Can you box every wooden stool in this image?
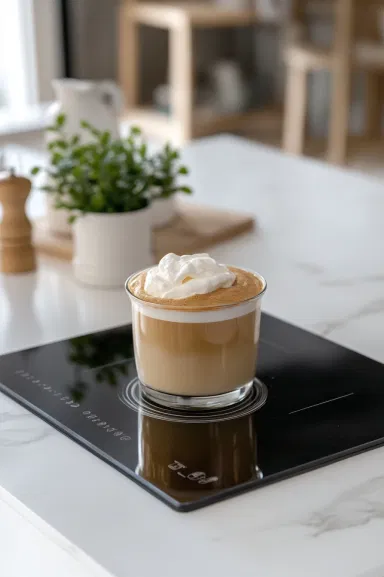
[282,0,384,165]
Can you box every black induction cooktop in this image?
[0,314,383,512]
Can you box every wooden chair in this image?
[282,0,384,165]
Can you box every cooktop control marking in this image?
[289,392,355,415]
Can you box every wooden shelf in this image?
[193,105,282,138]
[123,105,282,143]
[303,135,384,168]
[284,44,334,70]
[306,1,334,17]
[123,107,176,140]
[119,2,280,145]
[355,42,384,69]
[285,41,384,73]
[242,129,384,173]
[127,2,262,29]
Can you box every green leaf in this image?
[41,185,55,193]
[100,131,111,146]
[90,191,105,212]
[68,214,77,224]
[56,113,66,127]
[30,166,40,176]
[80,120,91,130]
[178,166,189,175]
[70,134,80,147]
[180,186,192,194]
[130,126,141,136]
[80,120,101,138]
[52,152,64,166]
[72,165,84,180]
[55,139,69,150]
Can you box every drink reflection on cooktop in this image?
[137,413,262,503]
[0,314,384,511]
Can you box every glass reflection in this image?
[137,412,261,501]
[68,331,134,401]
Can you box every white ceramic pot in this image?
[151,197,177,228]
[73,208,152,288]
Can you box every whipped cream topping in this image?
[144,253,236,299]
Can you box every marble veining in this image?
[312,298,384,337]
[294,262,325,275]
[321,274,384,287]
[0,409,51,446]
[305,477,384,536]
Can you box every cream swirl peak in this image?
[144,253,236,299]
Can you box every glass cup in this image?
[125,268,267,410]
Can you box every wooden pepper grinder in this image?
[0,169,36,274]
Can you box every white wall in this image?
[31,0,63,102]
[0,0,37,107]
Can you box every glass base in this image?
[140,381,254,411]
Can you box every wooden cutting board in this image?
[33,202,254,262]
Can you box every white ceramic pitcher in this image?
[45,79,122,235]
[50,78,122,139]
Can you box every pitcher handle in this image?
[98,81,123,116]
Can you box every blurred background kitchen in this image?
[1,0,384,286]
[1,0,384,172]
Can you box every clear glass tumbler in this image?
[126,268,267,410]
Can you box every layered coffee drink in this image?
[126,253,266,409]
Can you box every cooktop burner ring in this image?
[118,377,268,423]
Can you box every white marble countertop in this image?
[0,486,111,577]
[1,135,384,577]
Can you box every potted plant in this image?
[31,115,153,288]
[150,142,192,227]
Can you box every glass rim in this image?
[124,265,267,313]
